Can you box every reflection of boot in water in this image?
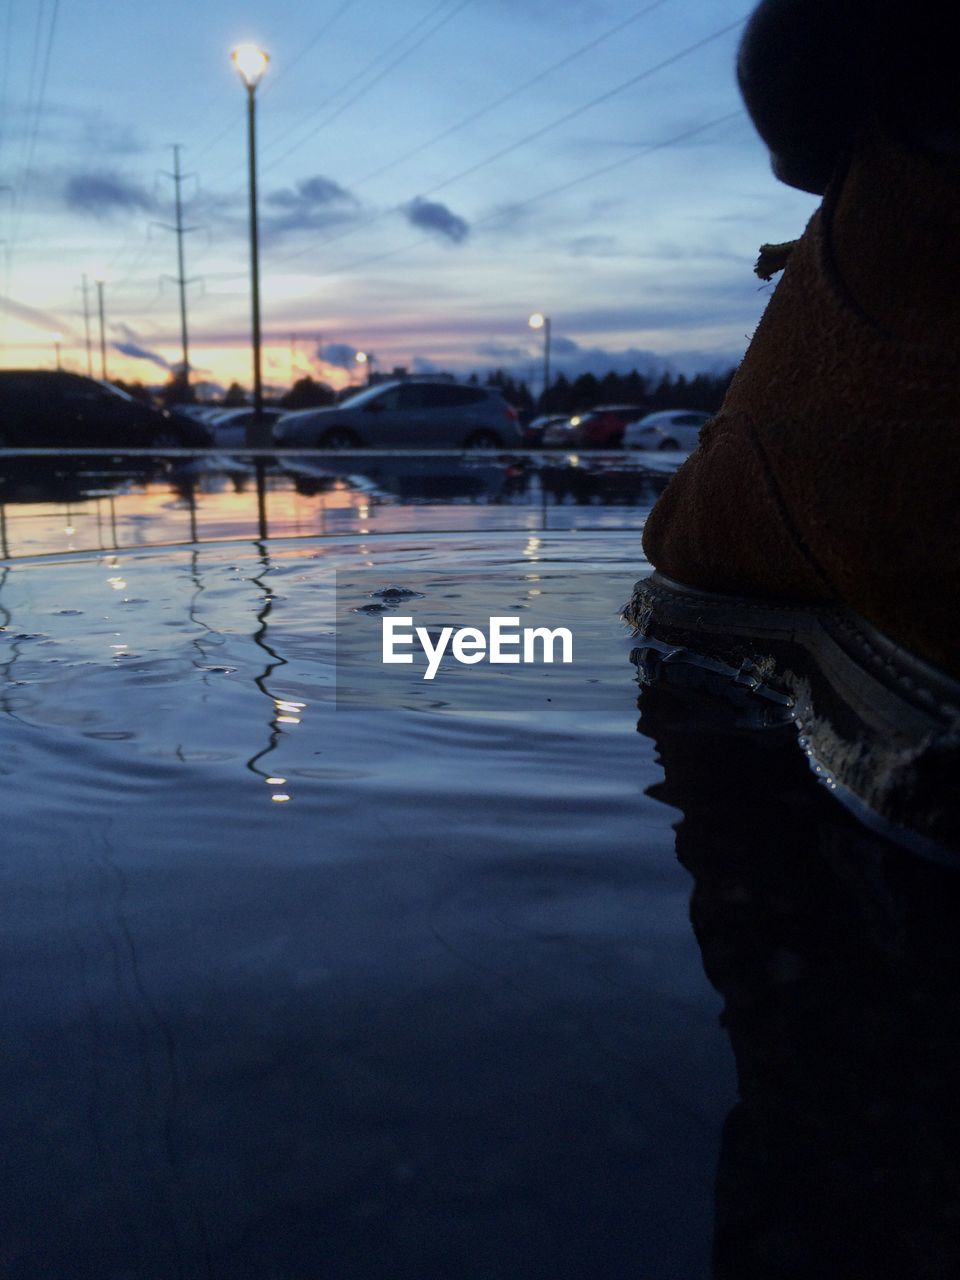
[639,686,960,1280]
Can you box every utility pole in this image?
[159,144,200,395]
[81,274,93,376]
[96,280,107,380]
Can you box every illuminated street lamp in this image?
[232,42,270,435]
[528,311,551,406]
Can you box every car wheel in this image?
[657,438,679,451]
[320,428,360,449]
[464,430,500,448]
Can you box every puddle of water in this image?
[1,528,956,1279]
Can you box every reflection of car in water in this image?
[0,460,163,506]
[0,371,212,449]
[280,453,527,503]
[538,456,670,505]
[274,380,522,449]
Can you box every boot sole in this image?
[624,572,960,859]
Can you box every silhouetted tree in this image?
[570,373,601,412]
[160,370,195,406]
[223,381,248,407]
[532,365,735,417]
[280,376,336,409]
[542,373,572,414]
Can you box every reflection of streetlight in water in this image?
[245,542,306,803]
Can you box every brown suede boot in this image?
[628,125,960,852]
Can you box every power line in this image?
[212,108,745,290]
[0,0,16,173]
[261,0,471,174]
[11,0,46,222]
[347,0,673,190]
[8,0,60,276]
[326,109,747,279]
[424,14,747,199]
[273,14,747,268]
[268,0,363,90]
[190,0,366,165]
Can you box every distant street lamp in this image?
[232,41,270,435]
[528,312,551,405]
[355,350,373,384]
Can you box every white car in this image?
[623,409,711,452]
[207,407,283,448]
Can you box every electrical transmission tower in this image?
[158,145,201,391]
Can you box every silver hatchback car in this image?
[274,380,522,449]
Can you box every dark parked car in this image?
[0,371,212,450]
[274,379,522,449]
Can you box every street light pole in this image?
[52,333,62,371]
[232,42,270,539]
[96,279,107,380]
[246,84,262,420]
[232,43,269,429]
[528,312,551,407]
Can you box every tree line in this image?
[114,364,737,417]
[479,367,736,416]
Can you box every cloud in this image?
[2,103,145,156]
[0,294,73,336]
[476,342,530,361]
[549,336,581,357]
[498,337,739,383]
[64,171,155,217]
[403,196,469,245]
[112,327,172,370]
[317,341,360,370]
[264,174,360,239]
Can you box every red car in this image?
[568,404,645,448]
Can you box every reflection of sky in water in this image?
[0,528,738,1277]
[2,522,944,1280]
[0,460,673,558]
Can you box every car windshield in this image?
[337,384,398,408]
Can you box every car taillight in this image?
[504,405,518,421]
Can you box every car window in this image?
[372,387,404,411]
[675,413,708,426]
[391,384,422,409]
[414,385,465,410]
[61,377,105,403]
[341,383,400,408]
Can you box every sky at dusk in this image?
[0,0,820,394]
